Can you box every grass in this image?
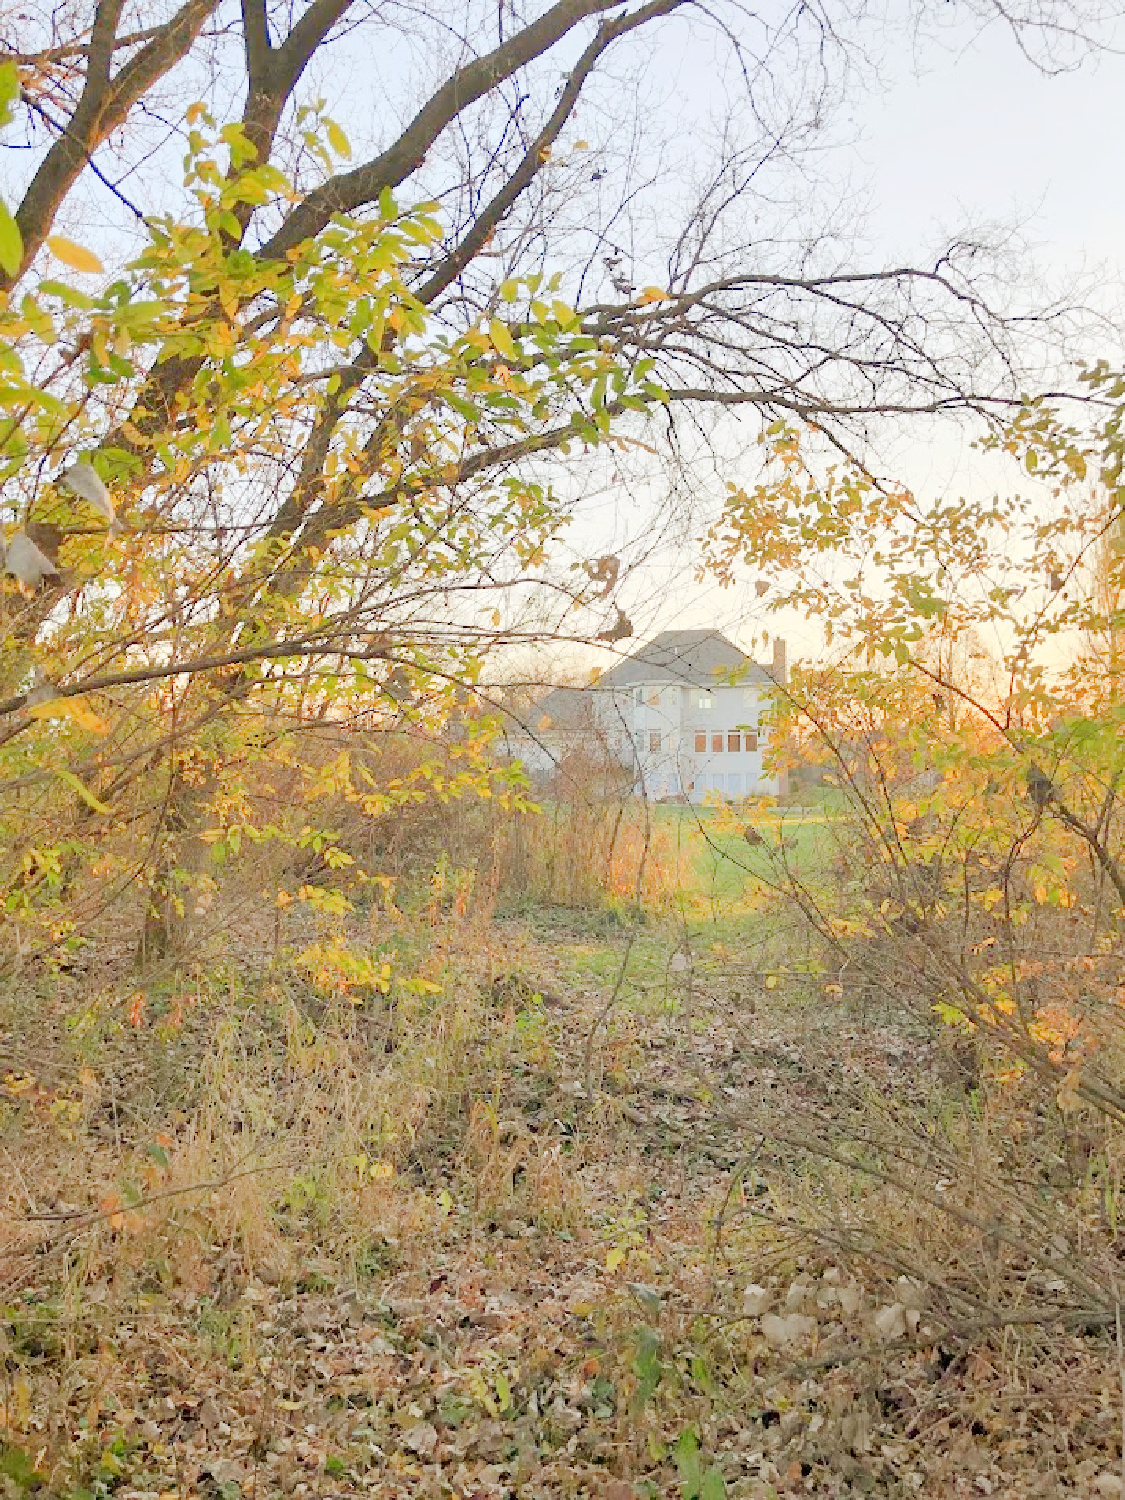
[3,793,1122,1498]
[650,800,842,908]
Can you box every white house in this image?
[510,629,788,804]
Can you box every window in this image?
[694,731,707,752]
[743,687,759,709]
[649,731,661,753]
[695,690,713,710]
[712,733,723,753]
[746,730,759,751]
[728,732,741,752]
[647,688,662,706]
[635,688,643,705]
[727,773,742,795]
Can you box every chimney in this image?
[772,636,788,684]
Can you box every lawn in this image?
[650,801,842,911]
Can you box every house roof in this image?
[593,630,769,689]
[528,685,602,730]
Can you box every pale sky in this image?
[605,10,1125,669]
[6,2,1123,674]
[853,20,1125,275]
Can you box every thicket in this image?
[2,0,1125,1490]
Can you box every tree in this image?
[0,0,1112,959]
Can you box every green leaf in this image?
[674,1427,703,1496]
[220,122,257,168]
[0,1442,46,1487]
[0,201,22,277]
[0,62,20,128]
[38,278,94,309]
[700,1469,727,1500]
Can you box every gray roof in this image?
[528,685,602,730]
[594,630,769,689]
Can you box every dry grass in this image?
[4,831,1125,1497]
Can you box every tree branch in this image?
[417,0,680,307]
[256,0,629,262]
[9,0,218,282]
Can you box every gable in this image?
[595,629,770,690]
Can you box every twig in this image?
[583,929,637,1097]
[21,1156,298,1227]
[786,1305,1118,1377]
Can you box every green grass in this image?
[520,797,844,1012]
[652,801,842,907]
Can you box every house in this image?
[509,629,788,803]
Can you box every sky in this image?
[852,19,1125,275]
[606,9,1125,670]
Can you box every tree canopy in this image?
[0,0,1114,956]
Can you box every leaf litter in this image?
[1,915,1123,1498]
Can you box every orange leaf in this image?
[99,1194,126,1231]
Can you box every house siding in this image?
[506,631,786,804]
[605,680,776,802]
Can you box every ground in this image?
[2,812,1123,1498]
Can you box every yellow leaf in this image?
[606,1246,626,1272]
[489,318,516,358]
[639,286,668,303]
[11,1376,30,1427]
[99,1193,126,1231]
[27,695,109,733]
[56,767,111,814]
[46,236,103,274]
[574,139,590,150]
[326,119,351,159]
[764,974,778,989]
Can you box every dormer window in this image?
[695,690,713,710]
